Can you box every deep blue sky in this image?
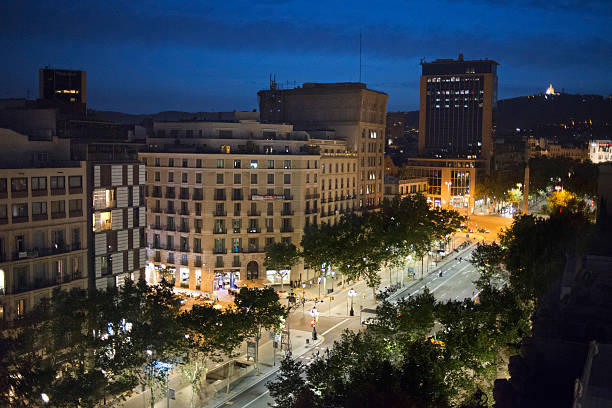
[1,0,611,113]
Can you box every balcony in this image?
[233,227,241,233]
[247,228,260,233]
[51,211,66,219]
[32,188,48,197]
[180,209,190,216]
[0,217,7,225]
[193,247,202,254]
[281,210,294,216]
[152,207,163,213]
[166,225,176,231]
[151,243,162,250]
[179,226,190,233]
[192,192,203,200]
[233,211,241,217]
[152,190,162,198]
[280,227,294,233]
[213,248,227,254]
[305,194,320,200]
[231,247,242,253]
[247,247,262,253]
[165,191,175,199]
[213,228,227,234]
[50,187,65,196]
[248,211,261,217]
[214,211,227,217]
[194,259,202,267]
[283,195,293,200]
[69,209,83,217]
[165,208,176,214]
[266,227,274,233]
[267,211,273,216]
[179,193,190,200]
[166,245,175,251]
[154,254,162,262]
[151,224,162,230]
[232,194,244,201]
[214,194,226,201]
[195,227,202,234]
[11,244,79,261]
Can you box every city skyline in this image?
[1,0,612,114]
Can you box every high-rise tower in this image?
[418,55,498,167]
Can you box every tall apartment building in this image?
[89,161,146,291]
[0,130,88,321]
[258,82,388,209]
[418,55,498,166]
[141,120,358,291]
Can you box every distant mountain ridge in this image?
[90,93,612,136]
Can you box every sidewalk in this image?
[117,328,319,408]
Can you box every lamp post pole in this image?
[348,289,357,316]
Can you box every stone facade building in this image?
[258,82,388,210]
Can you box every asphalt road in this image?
[216,244,482,408]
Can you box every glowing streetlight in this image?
[41,393,50,404]
[310,307,320,340]
[348,288,357,316]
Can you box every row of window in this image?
[0,176,82,195]
[153,171,304,186]
[0,199,83,222]
[152,157,313,170]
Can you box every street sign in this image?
[168,388,175,400]
[273,341,279,349]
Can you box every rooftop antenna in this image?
[359,31,362,83]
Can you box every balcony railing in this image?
[179,226,190,233]
[281,210,294,216]
[266,227,274,233]
[213,248,227,254]
[180,209,190,216]
[152,207,163,213]
[165,191,175,199]
[214,211,227,217]
[232,194,244,201]
[165,208,176,214]
[151,190,162,198]
[179,193,190,200]
[248,211,261,216]
[305,193,320,200]
[231,247,242,253]
[166,225,176,231]
[214,194,226,201]
[213,228,227,234]
[194,259,202,267]
[247,228,260,233]
[280,227,294,233]
[11,244,79,261]
[233,228,241,233]
[192,193,203,200]
[166,245,175,251]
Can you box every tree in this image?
[267,354,312,408]
[264,242,301,290]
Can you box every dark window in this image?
[68,176,82,188]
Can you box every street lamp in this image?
[41,393,50,404]
[317,276,322,298]
[310,307,319,340]
[348,288,357,316]
[445,181,452,209]
[331,270,335,292]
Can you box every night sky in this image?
[1,0,611,114]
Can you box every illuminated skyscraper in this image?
[418,55,498,165]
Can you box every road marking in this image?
[322,318,350,336]
[241,390,269,408]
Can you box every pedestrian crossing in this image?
[297,346,329,365]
